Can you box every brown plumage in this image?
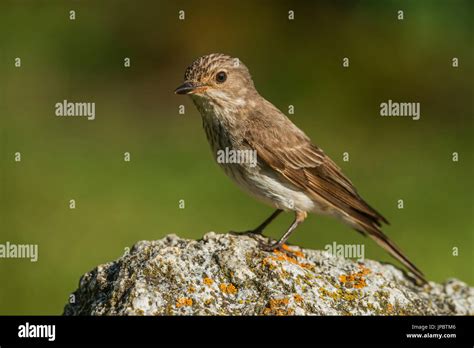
[175,53,426,284]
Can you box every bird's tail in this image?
[354,222,427,284]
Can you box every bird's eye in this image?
[216,71,227,83]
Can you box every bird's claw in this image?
[258,240,282,252]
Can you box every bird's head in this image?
[175,53,256,107]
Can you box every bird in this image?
[175,53,426,284]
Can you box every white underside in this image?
[221,161,341,218]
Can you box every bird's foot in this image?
[258,239,284,252]
[258,241,303,259]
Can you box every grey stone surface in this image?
[63,232,473,315]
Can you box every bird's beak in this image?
[174,81,206,95]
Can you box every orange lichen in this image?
[354,279,367,289]
[386,303,393,313]
[293,294,303,303]
[187,286,195,293]
[203,277,214,286]
[261,248,311,271]
[176,297,193,308]
[339,265,371,289]
[219,283,237,295]
[300,263,313,270]
[358,264,371,275]
[272,249,299,264]
[263,298,293,316]
[281,244,305,258]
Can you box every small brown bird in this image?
[175,53,426,283]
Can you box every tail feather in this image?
[355,224,427,284]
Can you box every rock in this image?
[63,232,473,315]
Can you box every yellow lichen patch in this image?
[319,287,360,302]
[386,303,393,313]
[203,277,214,286]
[281,244,305,258]
[219,283,237,295]
[339,265,371,289]
[176,297,193,308]
[262,257,277,269]
[263,298,294,316]
[293,294,303,303]
[187,286,195,293]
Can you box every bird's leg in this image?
[230,209,282,235]
[259,211,307,251]
[250,209,283,234]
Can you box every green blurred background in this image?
[1,0,472,314]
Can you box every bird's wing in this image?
[244,107,426,283]
[243,109,387,226]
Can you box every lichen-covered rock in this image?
[63,232,473,315]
